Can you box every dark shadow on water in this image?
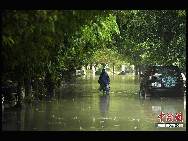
[2,104,23,130]
[99,95,110,117]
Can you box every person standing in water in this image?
[98,69,110,94]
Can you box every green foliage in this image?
[114,10,186,69]
[1,10,186,95]
[62,13,120,69]
[79,14,119,45]
[1,10,119,84]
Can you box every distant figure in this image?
[98,69,110,94]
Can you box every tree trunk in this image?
[92,64,95,75]
[113,63,115,75]
[33,78,39,100]
[24,78,32,100]
[45,72,55,99]
[16,81,23,106]
[138,65,141,75]
[135,65,138,75]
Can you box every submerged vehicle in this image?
[139,65,186,98]
[1,80,18,108]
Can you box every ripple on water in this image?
[90,126,95,129]
[3,76,185,131]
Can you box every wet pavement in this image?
[2,75,186,131]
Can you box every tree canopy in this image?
[1,10,186,99]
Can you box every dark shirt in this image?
[99,72,110,85]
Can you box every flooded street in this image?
[2,75,186,131]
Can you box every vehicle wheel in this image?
[139,89,144,98]
[144,90,151,99]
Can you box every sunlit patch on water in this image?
[38,110,45,113]
[92,117,96,122]
[73,116,78,120]
[97,117,113,120]
[129,118,140,122]
[100,120,105,123]
[79,126,85,130]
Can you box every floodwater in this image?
[2,75,186,131]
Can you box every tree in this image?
[114,10,186,73]
[1,10,120,101]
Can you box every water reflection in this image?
[2,75,186,131]
[99,95,110,117]
[139,97,186,127]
